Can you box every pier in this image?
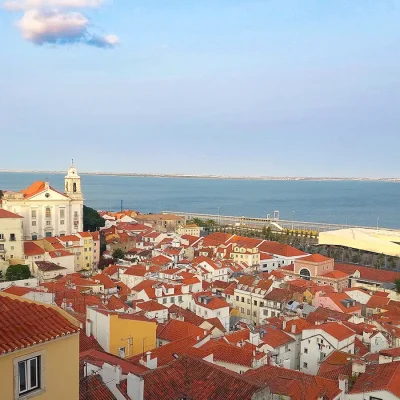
[162,211,393,234]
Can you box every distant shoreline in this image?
[0,170,399,182]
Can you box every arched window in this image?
[45,207,51,218]
[299,268,311,281]
[73,182,77,193]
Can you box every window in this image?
[263,310,268,316]
[162,298,167,304]
[0,233,4,240]
[178,296,183,302]
[304,348,308,354]
[17,356,41,396]
[285,344,289,351]
[31,210,36,219]
[241,297,244,303]
[253,311,257,317]
[254,300,257,306]
[11,246,14,250]
[260,302,264,307]
[60,220,64,225]
[241,307,245,313]
[74,211,78,218]
[45,232,52,237]
[170,297,175,303]
[46,221,51,226]
[10,234,16,241]
[247,310,250,315]
[89,247,92,251]
[84,248,87,252]
[45,208,51,218]
[247,299,250,304]
[32,235,37,241]
[32,221,36,227]
[60,209,65,219]
[303,362,308,369]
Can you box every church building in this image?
[1,162,84,240]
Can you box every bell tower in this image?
[65,159,83,201]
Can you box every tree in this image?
[388,256,397,269]
[0,270,3,280]
[374,253,385,269]
[395,279,400,293]
[0,190,3,199]
[6,264,31,281]
[112,248,125,260]
[83,205,105,232]
[98,258,114,270]
[352,253,361,264]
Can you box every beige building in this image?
[177,224,201,237]
[231,243,260,267]
[0,291,80,400]
[0,209,25,271]
[135,214,184,232]
[1,163,83,240]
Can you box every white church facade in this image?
[1,162,84,240]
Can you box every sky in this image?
[0,0,399,177]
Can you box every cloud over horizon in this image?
[2,0,119,48]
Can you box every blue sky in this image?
[1,0,399,177]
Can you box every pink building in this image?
[313,292,362,316]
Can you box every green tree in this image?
[395,279,400,293]
[364,254,373,266]
[374,253,384,269]
[0,270,3,280]
[388,256,397,269]
[352,252,361,264]
[83,205,105,232]
[5,264,31,281]
[112,248,125,260]
[0,190,3,199]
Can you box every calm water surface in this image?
[0,173,399,229]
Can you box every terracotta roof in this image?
[0,209,23,218]
[366,295,391,309]
[1,286,40,296]
[317,350,355,380]
[283,318,314,335]
[151,255,172,265]
[246,364,341,400]
[354,337,369,356]
[157,319,208,342]
[205,317,226,333]
[141,355,267,400]
[259,327,295,348]
[193,292,230,310]
[123,266,148,277]
[199,340,265,367]
[224,329,250,345]
[79,374,115,400]
[380,347,400,358]
[129,336,200,367]
[81,349,148,375]
[102,264,120,277]
[48,250,73,258]
[35,261,67,272]
[105,295,128,311]
[264,288,294,302]
[92,274,117,290]
[137,300,168,312]
[319,292,362,314]
[306,307,352,324]
[319,270,350,279]
[257,241,307,257]
[78,232,92,238]
[350,361,400,398]
[0,293,79,354]
[168,305,207,326]
[24,241,46,256]
[79,330,103,353]
[336,263,400,284]
[305,322,355,341]
[300,254,333,263]
[58,235,80,242]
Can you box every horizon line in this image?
[0,169,399,182]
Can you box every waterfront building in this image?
[1,162,83,240]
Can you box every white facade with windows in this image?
[1,163,83,240]
[0,210,24,269]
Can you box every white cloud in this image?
[16,9,119,47]
[2,0,104,11]
[3,0,119,48]
[17,9,87,44]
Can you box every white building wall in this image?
[88,308,110,352]
[346,390,399,400]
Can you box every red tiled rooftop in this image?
[79,374,115,400]
[157,319,208,342]
[137,300,167,312]
[336,263,400,284]
[0,293,79,354]
[306,322,355,341]
[300,254,333,263]
[24,241,45,256]
[0,209,23,218]
[320,270,350,279]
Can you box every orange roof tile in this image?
[157,319,208,342]
[300,254,333,263]
[0,209,23,218]
[0,293,79,354]
[137,300,167,312]
[24,241,45,256]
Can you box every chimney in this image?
[338,374,348,394]
[283,320,287,330]
[352,359,366,376]
[115,365,122,384]
[291,324,296,334]
[127,374,144,400]
[146,351,152,364]
[86,319,92,337]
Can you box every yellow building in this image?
[0,209,25,270]
[0,292,80,400]
[231,243,260,267]
[87,307,157,359]
[177,224,201,237]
